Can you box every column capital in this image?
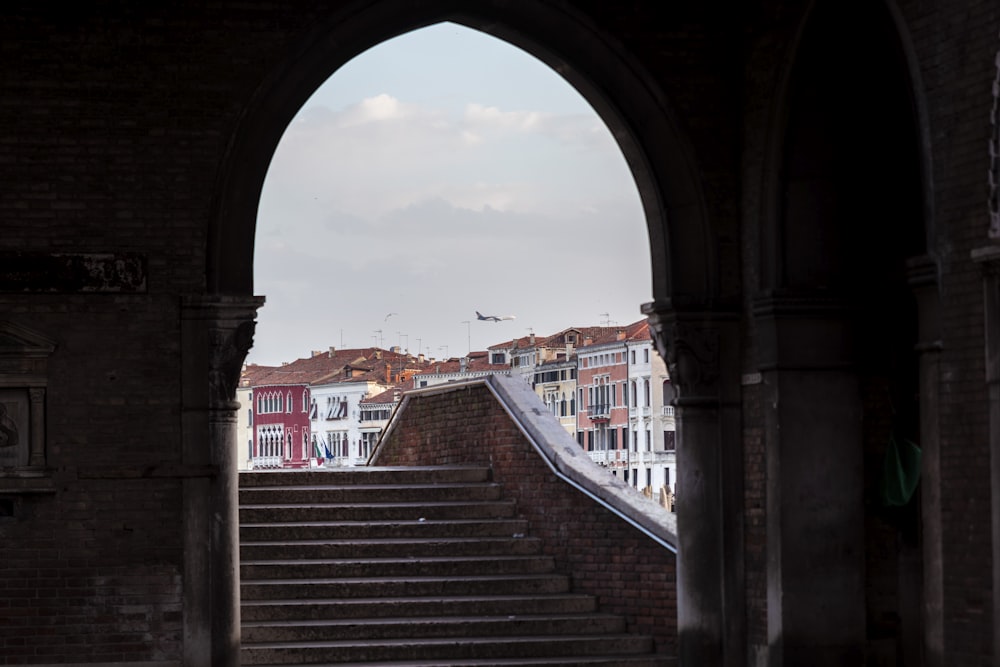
[642,301,735,404]
[181,295,265,411]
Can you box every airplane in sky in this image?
[476,311,516,322]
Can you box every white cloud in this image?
[249,35,650,368]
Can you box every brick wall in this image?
[375,383,677,655]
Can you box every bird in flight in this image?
[384,313,398,322]
[476,311,516,322]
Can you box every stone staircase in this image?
[239,465,670,666]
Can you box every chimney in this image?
[529,333,535,345]
[616,329,626,341]
[328,346,336,358]
[584,336,593,346]
[311,350,322,358]
[460,357,467,373]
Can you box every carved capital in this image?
[643,302,722,402]
[182,295,265,411]
[209,320,256,410]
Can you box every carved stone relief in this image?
[209,320,257,410]
[645,308,721,401]
[0,389,28,469]
[0,321,56,477]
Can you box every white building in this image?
[625,329,676,505]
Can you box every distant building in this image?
[241,347,432,469]
[577,320,675,507]
[412,350,510,388]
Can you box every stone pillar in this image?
[753,294,865,667]
[27,387,45,468]
[644,302,742,667]
[907,255,943,667]
[181,295,264,667]
[972,245,1000,663]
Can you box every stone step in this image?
[242,613,627,643]
[238,466,667,666]
[245,659,670,667]
[241,574,572,601]
[240,594,599,623]
[239,466,491,487]
[240,634,655,665]
[239,482,503,505]
[240,536,543,560]
[241,555,556,580]
[239,518,529,542]
[239,500,518,523]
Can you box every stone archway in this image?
[202,3,724,666]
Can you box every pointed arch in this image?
[208,0,712,309]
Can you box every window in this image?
[644,349,649,363]
[630,350,636,364]
[247,409,252,426]
[645,430,651,452]
[664,430,676,451]
[361,431,380,459]
[646,468,652,488]
[286,391,292,413]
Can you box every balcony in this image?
[250,455,284,469]
[588,450,609,465]
[662,406,675,417]
[588,404,610,422]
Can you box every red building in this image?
[575,321,648,473]
[248,367,313,469]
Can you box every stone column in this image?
[181,295,264,667]
[907,255,943,667]
[753,294,864,667]
[972,245,1000,663]
[644,302,743,667]
[27,387,45,468]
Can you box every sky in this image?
[247,22,651,367]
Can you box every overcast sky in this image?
[247,22,651,367]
